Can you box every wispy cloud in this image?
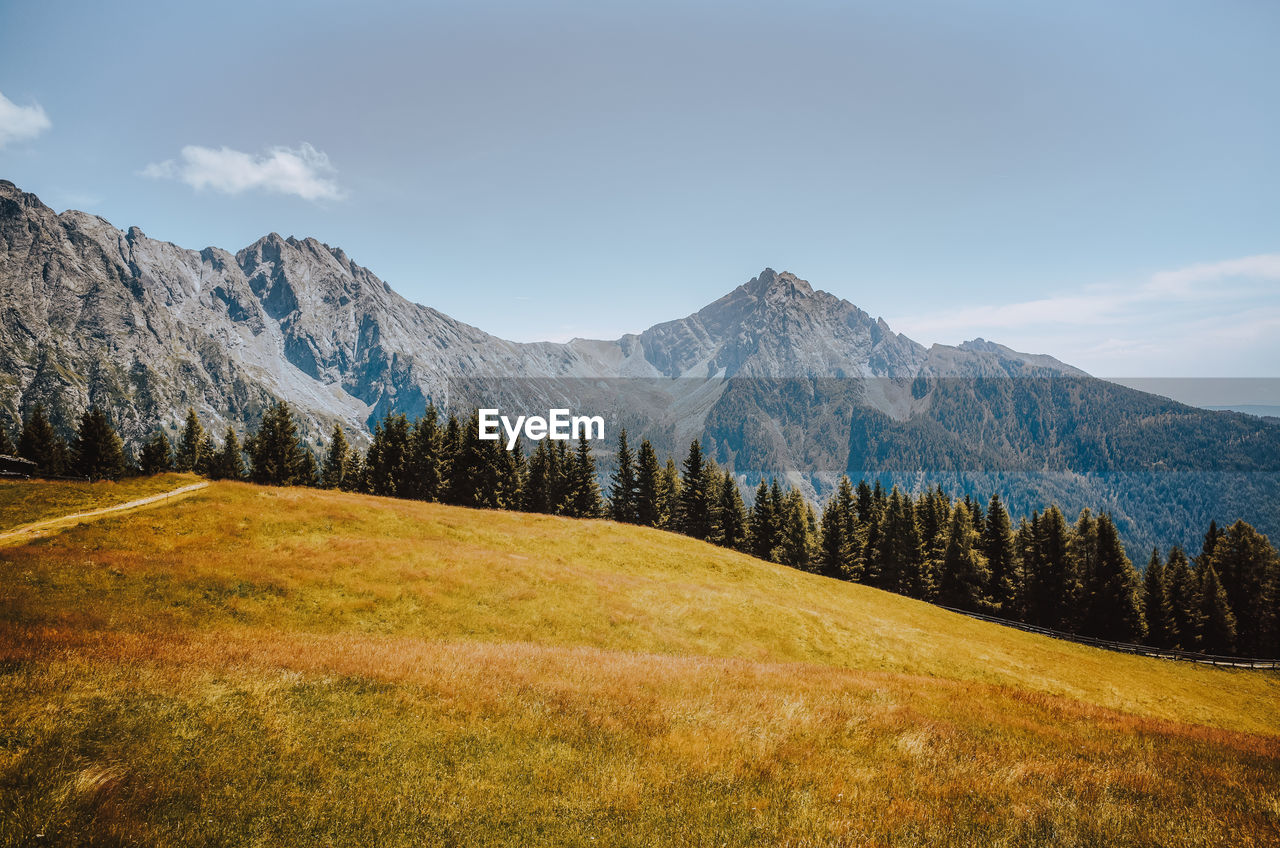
[141,142,343,201]
[889,254,1280,377]
[0,90,51,149]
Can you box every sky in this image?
[1,0,1278,380]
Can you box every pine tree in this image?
[441,413,462,491]
[609,429,638,523]
[409,407,445,501]
[1143,548,1176,649]
[982,493,1019,616]
[18,403,67,475]
[1198,563,1237,655]
[676,440,714,540]
[779,488,814,570]
[1066,509,1099,632]
[446,411,505,509]
[70,406,126,481]
[819,496,844,578]
[1208,520,1280,657]
[634,439,663,527]
[1082,514,1146,642]
[565,437,602,517]
[175,408,206,473]
[659,458,681,530]
[138,430,173,475]
[1165,546,1202,651]
[209,426,245,481]
[1011,516,1037,622]
[551,439,574,514]
[367,413,412,497]
[747,479,780,562]
[524,439,554,513]
[718,470,747,551]
[321,423,349,489]
[1027,506,1076,630]
[937,501,992,612]
[878,488,926,598]
[248,402,309,486]
[0,424,15,456]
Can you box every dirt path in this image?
[0,481,210,547]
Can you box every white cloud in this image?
[889,254,1280,377]
[142,142,343,201]
[0,90,51,149]
[1146,254,1280,296]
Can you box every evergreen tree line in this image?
[7,400,1277,658]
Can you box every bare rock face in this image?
[2,179,1277,550]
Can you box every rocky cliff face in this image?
[0,179,1082,446]
[2,179,1276,550]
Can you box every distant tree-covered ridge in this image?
[7,399,1278,660]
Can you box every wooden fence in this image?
[935,604,1280,669]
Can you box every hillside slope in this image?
[1,481,1277,846]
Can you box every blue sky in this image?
[1,0,1277,378]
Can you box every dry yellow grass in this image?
[0,472,197,531]
[0,480,1277,846]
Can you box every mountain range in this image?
[2,178,1277,551]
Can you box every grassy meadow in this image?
[0,472,198,532]
[1,480,1277,846]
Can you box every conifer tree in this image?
[1165,546,1202,651]
[1208,520,1279,657]
[70,406,125,481]
[441,413,463,491]
[565,437,602,517]
[321,423,349,489]
[833,476,860,579]
[1011,516,1037,621]
[718,470,747,551]
[1067,509,1099,631]
[1198,563,1237,655]
[779,489,815,570]
[916,487,950,580]
[819,497,843,578]
[858,482,888,586]
[1143,548,1176,649]
[982,493,1019,616]
[524,439,554,513]
[878,488,926,597]
[0,424,15,456]
[634,439,663,527]
[209,426,245,480]
[343,443,368,493]
[496,436,526,510]
[138,430,173,475]
[747,479,780,562]
[447,411,504,509]
[1082,514,1146,642]
[409,406,446,501]
[18,403,67,475]
[609,429,638,523]
[676,440,714,540]
[248,402,310,486]
[175,408,206,473]
[1027,506,1076,630]
[367,413,412,497]
[552,439,575,514]
[937,501,991,612]
[659,457,681,531]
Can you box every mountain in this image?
[2,179,1277,550]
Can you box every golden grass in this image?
[1,480,1277,846]
[0,472,198,531]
